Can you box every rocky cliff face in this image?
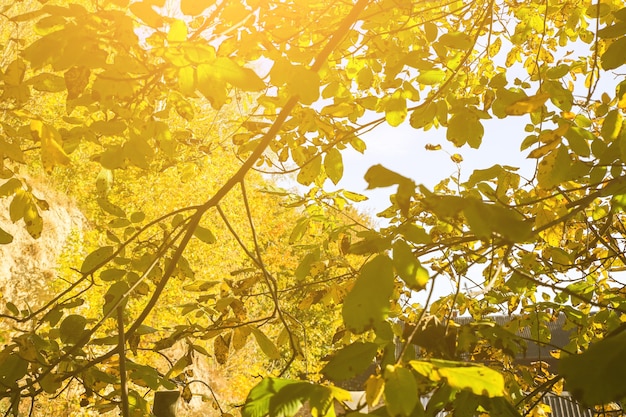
[0,180,86,308]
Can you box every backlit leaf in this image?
[504,93,550,115]
[410,359,505,398]
[392,240,428,290]
[447,110,483,148]
[214,334,230,364]
[180,0,213,15]
[601,37,626,70]
[297,154,321,185]
[0,227,13,244]
[324,148,343,185]
[287,66,320,104]
[30,121,70,174]
[213,58,265,92]
[601,109,623,141]
[560,330,626,406]
[385,96,407,127]
[59,314,87,345]
[251,327,281,360]
[409,103,437,129]
[385,365,418,417]
[28,73,65,92]
[81,246,114,274]
[194,225,217,244]
[364,165,410,189]
[416,69,445,85]
[321,342,378,381]
[342,255,394,333]
[167,19,187,42]
[23,202,43,239]
[129,1,163,28]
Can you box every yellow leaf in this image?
[232,326,251,351]
[535,207,562,247]
[178,66,196,95]
[180,0,213,15]
[23,202,43,239]
[30,121,70,174]
[4,59,26,86]
[505,93,550,115]
[250,327,280,360]
[365,375,385,408]
[213,57,265,92]
[167,19,187,42]
[450,153,463,163]
[488,37,502,57]
[129,1,163,28]
[385,97,407,127]
[214,335,230,365]
[527,138,560,159]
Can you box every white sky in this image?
[334,116,534,215]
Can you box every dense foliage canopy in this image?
[2,0,626,416]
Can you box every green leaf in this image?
[0,353,28,387]
[364,164,410,189]
[447,110,483,148]
[251,327,281,360]
[102,281,129,316]
[546,64,570,79]
[598,20,626,39]
[81,246,114,274]
[384,365,418,417]
[100,268,126,282]
[601,37,626,70]
[321,342,378,381]
[601,109,623,141]
[194,225,216,244]
[164,354,191,379]
[399,224,431,244]
[243,378,300,417]
[392,240,429,290]
[289,217,309,244]
[324,148,343,185]
[410,359,505,398]
[39,373,62,394]
[560,330,626,406]
[342,255,394,333]
[463,199,531,242]
[59,314,87,345]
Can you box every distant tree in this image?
[1,0,626,416]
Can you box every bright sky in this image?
[333,116,533,215]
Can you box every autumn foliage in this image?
[1,0,626,416]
